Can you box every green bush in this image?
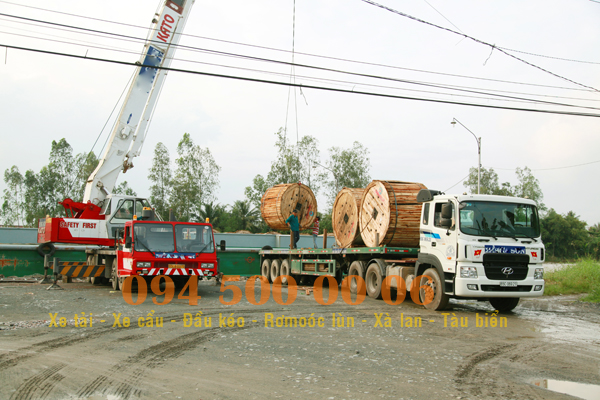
[544,258,600,302]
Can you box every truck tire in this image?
[279,259,290,285]
[111,259,121,291]
[270,259,281,283]
[261,259,272,283]
[347,261,365,294]
[489,297,520,312]
[36,243,56,258]
[419,268,449,311]
[366,263,383,299]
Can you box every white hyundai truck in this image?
[259,189,545,312]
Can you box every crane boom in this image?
[84,0,195,206]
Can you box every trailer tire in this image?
[365,263,383,299]
[489,297,520,313]
[270,259,281,283]
[111,259,120,291]
[261,259,272,283]
[347,261,365,294]
[279,260,290,285]
[36,243,56,258]
[419,268,449,311]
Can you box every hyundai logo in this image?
[501,267,514,275]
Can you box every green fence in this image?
[0,247,261,278]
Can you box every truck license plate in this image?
[500,281,518,287]
[168,264,185,269]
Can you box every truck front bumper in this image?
[454,263,544,298]
[134,267,216,277]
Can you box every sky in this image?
[1,0,599,226]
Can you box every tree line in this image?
[2,132,598,260]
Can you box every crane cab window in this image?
[111,199,135,223]
[101,199,111,216]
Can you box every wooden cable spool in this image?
[260,183,317,231]
[359,180,427,248]
[332,187,366,248]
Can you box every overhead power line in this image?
[490,159,600,172]
[1,7,598,96]
[3,0,599,68]
[2,13,599,113]
[359,0,600,92]
[4,28,598,111]
[3,43,600,119]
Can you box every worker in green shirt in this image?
[285,209,300,249]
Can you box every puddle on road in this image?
[532,379,600,400]
[517,300,600,345]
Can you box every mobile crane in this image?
[37,0,221,290]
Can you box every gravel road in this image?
[0,278,599,400]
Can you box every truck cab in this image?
[416,190,545,311]
[112,220,219,290]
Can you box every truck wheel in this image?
[419,268,449,311]
[347,261,365,294]
[261,259,272,283]
[111,259,121,291]
[365,263,383,299]
[270,259,281,283]
[489,298,520,312]
[279,260,290,285]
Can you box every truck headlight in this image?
[201,263,214,269]
[534,268,543,279]
[137,261,151,268]
[460,266,478,278]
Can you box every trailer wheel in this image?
[489,297,520,312]
[279,259,290,285]
[111,259,121,291]
[365,263,383,299]
[419,268,449,311]
[261,259,272,283]
[270,259,281,283]
[347,261,365,294]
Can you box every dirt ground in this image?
[0,278,599,400]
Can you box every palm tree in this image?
[231,200,260,232]
[197,202,226,228]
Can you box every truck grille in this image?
[482,253,529,280]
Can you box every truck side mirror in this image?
[441,203,453,219]
[220,240,226,251]
[440,218,452,229]
[125,235,132,248]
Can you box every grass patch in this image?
[544,258,600,302]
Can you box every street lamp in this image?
[451,118,482,194]
[312,160,339,192]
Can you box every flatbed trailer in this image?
[259,246,419,297]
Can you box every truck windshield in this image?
[134,224,174,253]
[175,225,214,253]
[459,201,540,239]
